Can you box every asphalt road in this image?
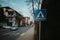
[0,25,33,40]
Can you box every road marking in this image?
[21,33,25,36]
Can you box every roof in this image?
[0,6,23,17]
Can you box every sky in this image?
[0,0,30,16]
[0,0,43,21]
[0,0,35,21]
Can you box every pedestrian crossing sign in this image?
[34,9,46,21]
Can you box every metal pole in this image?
[39,0,43,40]
[39,21,41,40]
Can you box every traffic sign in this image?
[34,9,46,21]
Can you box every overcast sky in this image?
[0,0,35,21]
[0,0,31,16]
[0,0,42,21]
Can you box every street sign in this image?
[34,9,46,21]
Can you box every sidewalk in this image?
[17,27,34,40]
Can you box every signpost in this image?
[33,0,46,40]
[34,9,46,40]
[34,9,46,21]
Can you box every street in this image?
[0,25,34,40]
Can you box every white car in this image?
[10,26,18,30]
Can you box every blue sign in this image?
[34,9,46,21]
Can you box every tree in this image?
[38,0,43,9]
[25,0,43,19]
[25,0,34,14]
[25,0,43,13]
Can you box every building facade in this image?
[0,7,23,28]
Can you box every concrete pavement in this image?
[17,27,34,40]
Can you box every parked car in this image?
[10,26,18,30]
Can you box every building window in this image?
[9,17,12,22]
[7,22,12,26]
[8,11,13,16]
[4,12,8,16]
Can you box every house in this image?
[0,7,23,28]
[21,17,30,26]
